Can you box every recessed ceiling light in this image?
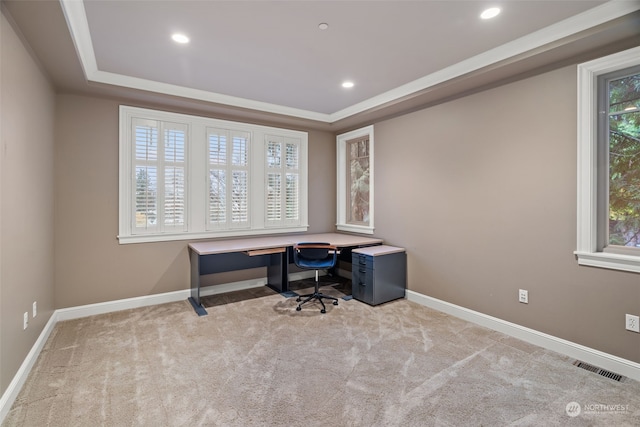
[342,81,354,88]
[318,23,329,30]
[171,33,190,44]
[480,7,501,20]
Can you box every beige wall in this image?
[54,94,336,309]
[373,65,640,363]
[1,12,56,393]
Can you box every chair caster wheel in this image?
[296,297,301,302]
[296,306,301,311]
[333,301,338,305]
[321,309,326,314]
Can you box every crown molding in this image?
[60,0,640,124]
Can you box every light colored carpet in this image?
[3,281,640,426]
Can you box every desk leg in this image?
[266,250,289,293]
[188,250,208,316]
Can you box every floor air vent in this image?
[573,360,625,382]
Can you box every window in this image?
[265,135,303,227]
[601,66,640,250]
[576,46,640,273]
[336,125,374,234]
[119,106,308,244]
[206,128,250,230]
[132,118,188,234]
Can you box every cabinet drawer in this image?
[352,266,374,304]
[352,265,373,286]
[352,253,374,270]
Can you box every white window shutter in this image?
[207,128,250,230]
[207,131,227,225]
[231,132,250,226]
[119,106,308,243]
[265,135,301,226]
[162,123,187,231]
[131,118,188,234]
[285,141,300,222]
[133,118,160,233]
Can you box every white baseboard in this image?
[406,290,640,382]
[0,312,57,423]
[56,289,191,322]
[57,272,317,322]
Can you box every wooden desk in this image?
[188,233,382,315]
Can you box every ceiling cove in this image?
[60,0,639,123]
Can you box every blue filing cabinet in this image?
[352,245,406,305]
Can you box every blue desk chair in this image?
[293,242,339,313]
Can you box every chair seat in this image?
[294,258,336,269]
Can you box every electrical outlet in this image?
[518,289,528,304]
[33,301,37,318]
[23,312,28,330]
[626,314,640,333]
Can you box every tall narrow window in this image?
[337,125,374,234]
[600,67,640,250]
[576,46,640,273]
[132,118,187,234]
[207,128,250,230]
[347,136,370,226]
[265,135,302,226]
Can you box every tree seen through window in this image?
[608,71,640,247]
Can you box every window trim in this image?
[336,125,374,234]
[575,46,640,273]
[119,106,308,244]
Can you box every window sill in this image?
[118,226,309,245]
[336,224,374,235]
[574,251,640,274]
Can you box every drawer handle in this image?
[359,268,366,273]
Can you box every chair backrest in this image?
[293,242,338,269]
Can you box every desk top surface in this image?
[189,232,382,255]
[352,245,405,256]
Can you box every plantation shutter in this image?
[207,128,250,229]
[132,118,187,234]
[163,125,187,230]
[133,119,159,233]
[120,105,308,243]
[265,135,301,226]
[285,142,299,221]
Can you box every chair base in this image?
[296,291,338,313]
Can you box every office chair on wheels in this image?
[292,242,339,313]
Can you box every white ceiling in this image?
[59,0,639,123]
